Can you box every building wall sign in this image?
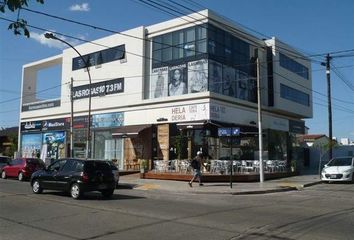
[170,104,208,122]
[42,118,70,131]
[21,99,60,112]
[72,44,125,71]
[92,112,124,128]
[218,127,241,137]
[268,118,289,132]
[73,116,89,129]
[21,121,42,132]
[289,120,305,134]
[72,78,124,100]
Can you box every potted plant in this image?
[140,159,148,173]
[290,160,296,172]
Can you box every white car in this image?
[321,157,354,183]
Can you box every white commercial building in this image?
[19,10,312,170]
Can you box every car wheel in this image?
[1,171,6,179]
[101,189,114,198]
[18,172,24,181]
[32,180,43,194]
[70,183,82,199]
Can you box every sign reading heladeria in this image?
[72,78,124,100]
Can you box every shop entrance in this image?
[104,139,124,170]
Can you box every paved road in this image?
[1,178,353,240]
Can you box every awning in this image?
[176,121,205,130]
[112,124,151,138]
[176,120,223,130]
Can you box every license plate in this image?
[98,184,107,190]
[330,174,337,179]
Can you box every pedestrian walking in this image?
[188,151,205,187]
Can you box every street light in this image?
[44,32,92,159]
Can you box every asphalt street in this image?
[0,178,353,240]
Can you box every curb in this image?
[118,180,323,195]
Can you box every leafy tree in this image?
[0,0,44,37]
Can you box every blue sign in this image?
[218,127,241,137]
[232,127,240,136]
[218,128,231,137]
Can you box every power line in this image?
[1,12,353,107]
[154,0,324,64]
[331,63,354,91]
[20,3,330,66]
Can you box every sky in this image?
[0,0,353,140]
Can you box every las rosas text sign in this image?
[72,78,124,100]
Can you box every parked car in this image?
[0,156,12,172]
[108,161,120,187]
[321,157,354,183]
[30,159,116,199]
[1,158,45,181]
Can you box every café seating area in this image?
[152,159,288,175]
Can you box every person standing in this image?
[188,151,204,187]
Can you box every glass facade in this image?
[280,84,310,106]
[151,24,257,103]
[93,130,124,169]
[279,53,309,79]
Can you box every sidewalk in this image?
[118,173,322,195]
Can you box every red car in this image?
[1,158,45,181]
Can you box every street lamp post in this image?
[44,33,92,159]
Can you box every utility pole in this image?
[257,58,264,183]
[326,54,333,160]
[70,77,74,158]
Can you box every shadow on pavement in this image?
[40,190,146,201]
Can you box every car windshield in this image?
[327,158,352,167]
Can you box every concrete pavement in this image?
[119,173,322,195]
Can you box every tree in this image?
[0,0,44,37]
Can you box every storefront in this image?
[19,10,311,178]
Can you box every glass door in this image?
[104,139,124,170]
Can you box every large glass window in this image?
[161,34,172,62]
[280,84,310,106]
[279,53,309,79]
[267,130,288,161]
[152,24,207,68]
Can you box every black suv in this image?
[30,159,116,199]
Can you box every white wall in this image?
[265,38,313,118]
[20,27,146,122]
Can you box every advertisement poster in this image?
[150,67,168,98]
[168,64,187,96]
[92,112,124,128]
[188,59,208,93]
[21,134,42,158]
[209,60,222,94]
[223,65,236,97]
[43,131,66,159]
[236,70,249,100]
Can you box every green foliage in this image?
[2,132,18,157]
[174,132,183,160]
[1,0,44,38]
[140,159,148,170]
